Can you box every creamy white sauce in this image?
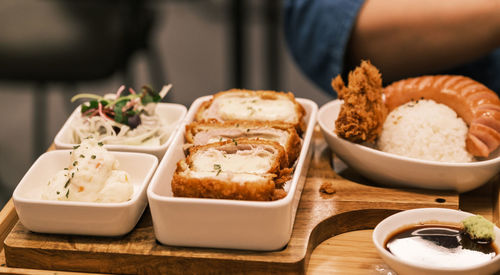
[42,138,133,203]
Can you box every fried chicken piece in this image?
[332,60,387,143]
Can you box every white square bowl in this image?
[147,96,318,251]
[13,150,158,236]
[54,103,187,159]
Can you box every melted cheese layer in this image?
[207,94,297,123]
[185,171,268,183]
[194,127,289,148]
[191,147,275,174]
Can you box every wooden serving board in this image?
[3,130,459,274]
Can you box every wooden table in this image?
[0,131,498,274]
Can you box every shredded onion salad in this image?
[70,84,173,146]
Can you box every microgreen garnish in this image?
[72,85,169,130]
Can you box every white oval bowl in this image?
[373,208,500,275]
[317,99,500,193]
[54,103,187,159]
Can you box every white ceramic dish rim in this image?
[372,208,500,272]
[54,103,187,151]
[13,150,159,208]
[147,96,317,208]
[318,99,500,168]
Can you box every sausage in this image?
[384,75,500,158]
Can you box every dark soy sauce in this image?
[385,224,497,268]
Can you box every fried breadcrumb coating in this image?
[332,60,387,143]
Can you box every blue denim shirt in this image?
[284,0,500,97]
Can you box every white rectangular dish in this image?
[147,96,318,251]
[54,103,187,159]
[13,150,158,236]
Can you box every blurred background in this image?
[0,0,333,207]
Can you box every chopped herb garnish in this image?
[219,137,223,142]
[73,145,80,150]
[48,181,51,185]
[70,152,72,155]
[71,172,74,178]
[91,155,96,159]
[247,106,256,115]
[236,123,239,127]
[64,168,68,170]
[66,190,70,198]
[98,142,103,146]
[214,164,223,176]
[73,161,78,166]
[80,154,85,158]
[64,179,71,188]
[232,138,238,145]
[246,129,250,132]
[57,191,60,195]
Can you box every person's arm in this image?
[348,0,500,82]
[284,0,366,94]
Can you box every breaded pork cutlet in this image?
[195,89,306,134]
[172,139,291,201]
[332,60,387,143]
[185,121,302,166]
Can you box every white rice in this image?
[378,99,473,163]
